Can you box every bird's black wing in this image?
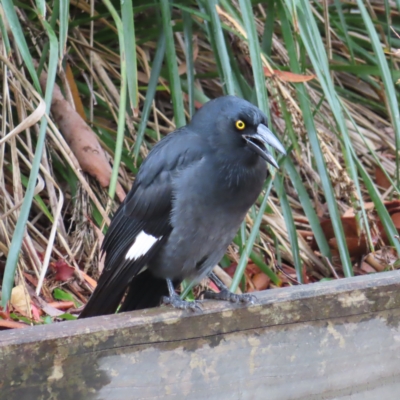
[79,129,205,318]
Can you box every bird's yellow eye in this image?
[235,120,246,130]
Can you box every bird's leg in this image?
[204,272,256,304]
[162,279,202,311]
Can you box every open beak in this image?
[242,124,286,169]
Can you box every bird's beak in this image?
[242,124,286,169]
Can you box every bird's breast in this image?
[171,159,266,240]
[148,156,266,282]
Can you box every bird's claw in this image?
[162,294,202,312]
[204,288,256,304]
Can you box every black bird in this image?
[79,95,286,318]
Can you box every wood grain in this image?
[1,271,400,399]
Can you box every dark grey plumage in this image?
[79,95,285,318]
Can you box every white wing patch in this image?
[125,231,161,261]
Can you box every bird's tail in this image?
[79,268,180,318]
[78,280,126,319]
[119,269,173,312]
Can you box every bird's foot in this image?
[204,288,256,304]
[162,294,202,312]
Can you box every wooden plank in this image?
[1,270,400,399]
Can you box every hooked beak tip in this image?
[257,124,286,155]
[243,124,286,169]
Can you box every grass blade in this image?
[1,21,58,307]
[238,0,268,111]
[355,0,400,186]
[230,179,273,292]
[160,0,185,127]
[183,11,195,117]
[122,0,138,112]
[59,0,70,60]
[133,34,166,162]
[284,157,331,259]
[275,173,303,283]
[1,0,41,92]
[207,0,235,95]
[102,0,127,202]
[281,0,353,276]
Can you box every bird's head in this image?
[189,96,286,168]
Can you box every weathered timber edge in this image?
[2,270,400,348]
[0,271,400,400]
